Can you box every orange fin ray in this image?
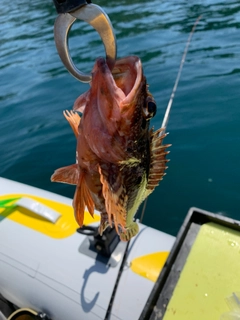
[99,212,111,235]
[73,171,95,226]
[98,165,128,235]
[51,164,79,185]
[73,181,85,226]
[82,181,95,218]
[63,110,81,138]
[145,127,170,197]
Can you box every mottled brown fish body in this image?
[51,56,169,241]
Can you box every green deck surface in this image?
[163,222,240,320]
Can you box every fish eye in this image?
[143,96,157,120]
[147,100,157,118]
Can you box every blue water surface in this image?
[1,0,240,235]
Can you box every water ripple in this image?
[1,0,240,235]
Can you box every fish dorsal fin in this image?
[51,164,79,185]
[73,171,95,226]
[63,110,81,138]
[98,165,128,235]
[145,128,171,198]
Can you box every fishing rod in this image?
[140,16,201,223]
[161,16,202,133]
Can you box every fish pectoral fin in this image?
[63,110,81,138]
[73,91,90,113]
[98,165,128,235]
[145,128,171,197]
[51,164,79,185]
[73,172,95,226]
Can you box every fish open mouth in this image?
[111,56,143,103]
[92,56,143,108]
[73,56,144,116]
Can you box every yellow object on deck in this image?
[0,194,100,239]
[163,222,240,320]
[131,251,169,282]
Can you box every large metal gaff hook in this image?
[54,4,117,83]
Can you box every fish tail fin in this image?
[73,171,95,226]
[119,222,139,242]
[63,110,81,138]
[98,212,111,235]
[51,164,79,185]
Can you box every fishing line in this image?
[139,197,148,223]
[104,241,130,320]
[140,16,201,224]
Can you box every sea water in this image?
[1,0,240,235]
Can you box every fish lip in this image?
[121,57,143,106]
[94,57,109,74]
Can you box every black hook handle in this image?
[53,0,91,14]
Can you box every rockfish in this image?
[51,56,170,241]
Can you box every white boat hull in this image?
[0,177,175,320]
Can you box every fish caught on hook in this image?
[51,56,170,241]
[52,3,200,241]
